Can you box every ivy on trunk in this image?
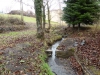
[34,0,44,39]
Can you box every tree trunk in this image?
[34,0,44,39]
[68,24,70,27]
[43,5,45,31]
[20,0,24,24]
[78,23,80,28]
[58,0,62,25]
[78,23,80,32]
[47,1,51,30]
[73,24,75,28]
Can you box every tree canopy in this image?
[63,0,100,28]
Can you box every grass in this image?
[0,13,57,24]
[39,49,55,75]
[0,30,35,37]
[88,66,100,75]
[0,30,36,47]
[0,13,36,23]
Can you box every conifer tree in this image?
[63,0,100,28]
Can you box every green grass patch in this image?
[0,13,36,23]
[0,13,58,24]
[39,51,54,75]
[0,30,36,38]
[0,30,36,46]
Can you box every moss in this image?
[54,35,62,41]
[44,41,48,47]
[46,34,62,46]
[39,51,54,75]
[56,48,75,58]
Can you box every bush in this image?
[0,16,6,25]
[6,17,25,25]
[0,16,25,25]
[0,25,28,33]
[0,16,26,33]
[8,10,35,17]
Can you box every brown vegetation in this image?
[70,56,83,75]
[77,32,100,69]
[8,10,35,17]
[0,16,26,33]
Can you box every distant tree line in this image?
[8,10,35,17]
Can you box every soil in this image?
[0,23,40,74]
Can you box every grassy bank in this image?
[0,13,57,24]
[39,51,54,75]
[0,30,36,49]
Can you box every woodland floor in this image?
[57,26,100,75]
[0,23,100,75]
[0,23,63,75]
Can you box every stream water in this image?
[48,38,76,75]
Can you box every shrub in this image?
[6,17,25,25]
[0,16,26,33]
[0,16,25,25]
[0,16,6,25]
[8,10,35,17]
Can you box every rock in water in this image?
[80,39,85,46]
[73,41,78,47]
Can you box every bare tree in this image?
[20,0,24,23]
[44,0,54,31]
[58,0,62,25]
[45,0,61,30]
[43,4,46,30]
[46,0,51,30]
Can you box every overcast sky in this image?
[0,0,65,13]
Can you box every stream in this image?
[48,38,76,75]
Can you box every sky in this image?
[0,0,65,13]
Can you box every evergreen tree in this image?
[63,0,100,28]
